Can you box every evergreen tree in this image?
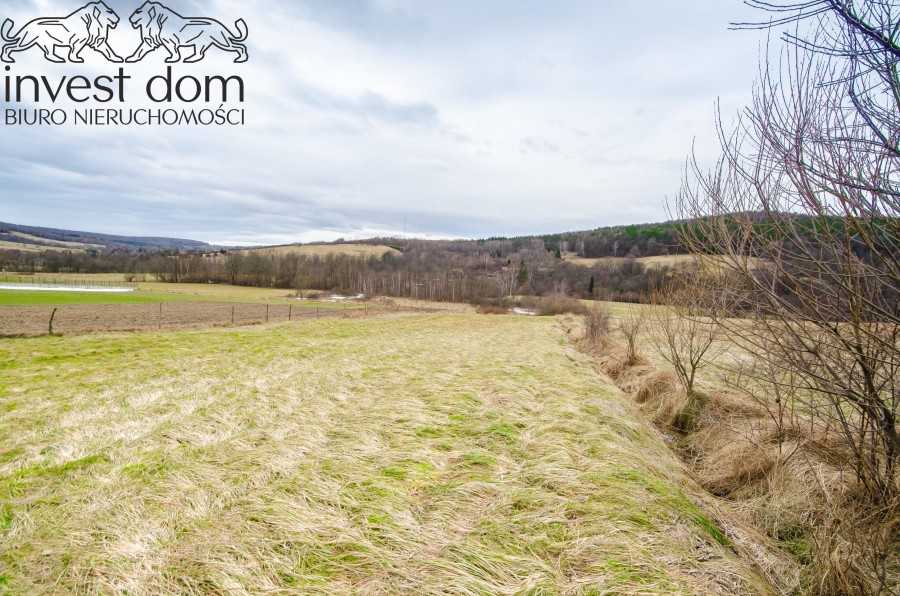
[517,260,528,287]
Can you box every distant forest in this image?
[0,221,688,304]
[0,221,210,251]
[3,216,891,305]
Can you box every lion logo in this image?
[1,1,123,64]
[126,2,248,64]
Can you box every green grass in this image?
[0,291,162,306]
[0,287,360,308]
[0,315,769,593]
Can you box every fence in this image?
[0,301,468,337]
[0,277,139,290]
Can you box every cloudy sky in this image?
[0,0,768,245]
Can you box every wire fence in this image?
[0,301,468,337]
[0,277,139,290]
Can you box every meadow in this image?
[0,283,373,337]
[0,284,362,307]
[231,244,399,259]
[0,291,162,307]
[0,241,77,254]
[0,314,769,594]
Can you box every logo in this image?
[1,2,124,64]
[126,2,248,64]
[1,1,248,64]
[1,2,249,128]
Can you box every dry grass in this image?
[583,305,612,347]
[231,244,399,259]
[136,282,303,302]
[0,314,772,594]
[474,304,509,315]
[9,232,104,250]
[6,273,155,282]
[377,296,472,313]
[563,253,698,269]
[573,306,900,593]
[632,371,692,430]
[562,254,764,274]
[567,313,812,591]
[0,240,83,253]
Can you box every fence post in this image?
[266,304,269,323]
[231,305,235,325]
[48,308,57,335]
[159,302,163,329]
[289,304,292,321]
[316,307,319,318]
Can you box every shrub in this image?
[584,303,612,346]
[535,294,588,316]
[472,297,509,315]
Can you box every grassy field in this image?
[3,274,152,282]
[563,253,698,269]
[232,244,399,259]
[136,282,306,303]
[0,284,361,309]
[563,253,763,273]
[0,291,162,306]
[2,277,358,306]
[0,241,81,254]
[0,315,767,593]
[9,232,103,250]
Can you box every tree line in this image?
[0,236,679,304]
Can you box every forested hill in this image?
[0,222,211,252]
[534,222,685,258]
[362,221,687,260]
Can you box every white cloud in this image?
[0,0,765,244]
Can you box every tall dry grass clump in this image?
[632,370,691,430]
[583,302,612,348]
[535,293,589,316]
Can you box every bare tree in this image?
[495,267,519,299]
[647,278,725,399]
[677,0,900,504]
[617,307,646,367]
[223,252,244,286]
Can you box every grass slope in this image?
[0,241,82,254]
[0,315,766,593]
[9,232,103,250]
[233,244,399,259]
[563,253,698,269]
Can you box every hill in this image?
[0,222,211,252]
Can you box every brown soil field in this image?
[0,302,417,337]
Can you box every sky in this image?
[0,0,768,245]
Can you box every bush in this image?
[476,304,509,315]
[472,297,509,315]
[534,294,588,316]
[584,303,612,346]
